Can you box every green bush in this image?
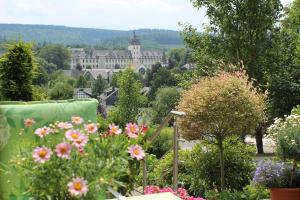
[204,184,269,200]
[189,136,255,196]
[145,126,173,158]
[148,150,192,189]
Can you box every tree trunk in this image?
[218,139,225,191]
[255,127,264,154]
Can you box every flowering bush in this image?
[10,117,147,199]
[253,160,287,188]
[144,185,205,200]
[266,106,300,187]
[268,113,300,161]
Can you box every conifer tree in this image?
[0,41,35,101]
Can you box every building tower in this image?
[128,31,141,69]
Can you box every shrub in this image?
[9,118,147,199]
[189,136,255,196]
[149,150,192,189]
[267,106,300,187]
[177,70,266,189]
[145,126,173,158]
[204,184,270,200]
[151,87,180,124]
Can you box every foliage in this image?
[149,150,192,190]
[10,119,147,199]
[76,75,91,88]
[144,126,173,159]
[151,87,180,124]
[36,57,57,74]
[48,81,74,100]
[167,48,191,69]
[145,62,161,87]
[113,68,145,127]
[92,75,108,97]
[268,111,300,161]
[253,160,287,188]
[189,137,255,196]
[32,86,48,101]
[149,67,177,99]
[242,184,270,200]
[204,184,269,200]
[0,41,34,101]
[38,44,71,70]
[266,2,300,119]
[177,70,265,190]
[186,0,282,88]
[178,70,266,141]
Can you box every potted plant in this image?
[253,107,300,200]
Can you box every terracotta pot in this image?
[270,188,300,200]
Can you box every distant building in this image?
[70,32,166,74]
[74,88,93,99]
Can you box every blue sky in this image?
[0,0,294,31]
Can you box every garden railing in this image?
[143,110,186,193]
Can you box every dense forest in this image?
[0,24,183,51]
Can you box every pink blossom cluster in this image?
[27,117,149,197]
[144,185,205,200]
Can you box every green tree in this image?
[145,62,161,87]
[267,0,300,118]
[76,75,90,88]
[38,44,71,70]
[149,68,177,99]
[177,70,266,190]
[182,0,281,154]
[48,81,74,100]
[152,87,180,124]
[113,68,144,127]
[92,75,108,97]
[0,41,34,101]
[36,57,57,74]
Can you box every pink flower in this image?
[109,123,122,135]
[188,197,206,200]
[84,123,98,134]
[32,146,52,163]
[125,123,139,139]
[67,178,88,197]
[72,134,88,148]
[144,185,160,194]
[24,118,35,127]
[34,127,51,138]
[177,188,188,200]
[57,122,73,130]
[72,116,84,125]
[160,187,174,193]
[65,129,84,142]
[55,143,71,159]
[128,145,145,160]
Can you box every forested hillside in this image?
[0,24,183,50]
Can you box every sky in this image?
[0,0,294,31]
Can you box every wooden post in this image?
[173,117,179,192]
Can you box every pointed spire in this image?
[129,31,140,45]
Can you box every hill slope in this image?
[0,24,184,50]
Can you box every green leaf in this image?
[19,109,35,116]
[4,108,15,117]
[8,193,17,200]
[7,118,16,128]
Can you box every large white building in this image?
[70,32,165,76]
